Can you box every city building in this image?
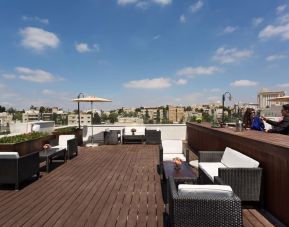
[0,112,13,126]
[117,117,143,124]
[22,110,40,122]
[257,89,285,108]
[168,106,185,123]
[141,108,163,123]
[68,113,91,125]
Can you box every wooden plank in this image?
[243,209,264,227]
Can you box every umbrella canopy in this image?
[268,96,289,102]
[72,95,112,146]
[73,96,112,103]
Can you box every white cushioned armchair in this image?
[199,147,262,202]
[52,135,78,159]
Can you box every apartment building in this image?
[0,112,13,126]
[22,110,40,122]
[168,106,184,123]
[140,108,164,123]
[68,113,91,125]
[257,90,285,108]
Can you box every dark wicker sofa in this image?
[168,176,242,227]
[199,149,262,202]
[145,129,161,144]
[0,151,40,190]
[52,136,78,160]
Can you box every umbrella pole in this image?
[91,102,93,145]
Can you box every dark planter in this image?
[52,128,83,146]
[0,135,56,156]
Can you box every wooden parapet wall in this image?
[187,122,289,226]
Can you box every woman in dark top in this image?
[243,108,255,129]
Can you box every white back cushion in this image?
[221,147,259,168]
[162,140,183,154]
[59,135,75,147]
[0,152,19,159]
[199,162,226,181]
[178,184,233,197]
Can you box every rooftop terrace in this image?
[0,145,274,226]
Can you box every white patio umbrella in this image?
[268,96,289,102]
[73,96,112,145]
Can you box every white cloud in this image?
[153,35,160,40]
[117,0,138,5]
[177,66,221,77]
[259,23,289,40]
[20,27,60,51]
[190,1,204,13]
[124,77,171,89]
[136,1,149,9]
[223,26,238,34]
[175,79,187,85]
[152,0,172,6]
[277,83,289,88]
[266,54,287,61]
[252,17,264,27]
[213,47,253,64]
[16,67,56,83]
[230,80,258,87]
[2,74,16,79]
[0,83,5,88]
[278,13,289,24]
[75,42,99,53]
[180,14,186,24]
[22,16,49,25]
[276,4,287,14]
[207,96,220,102]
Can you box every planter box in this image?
[0,135,56,156]
[52,128,83,146]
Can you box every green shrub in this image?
[0,132,49,144]
[54,127,77,133]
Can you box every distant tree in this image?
[108,112,118,124]
[202,112,213,122]
[0,105,6,112]
[7,107,16,114]
[144,109,150,124]
[101,112,108,123]
[156,109,160,124]
[185,106,192,111]
[118,108,124,115]
[39,106,45,114]
[12,112,22,121]
[190,115,197,122]
[30,105,37,110]
[93,112,101,124]
[135,108,141,112]
[162,108,168,124]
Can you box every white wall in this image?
[82,124,187,142]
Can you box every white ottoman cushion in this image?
[178,184,233,197]
[0,152,20,159]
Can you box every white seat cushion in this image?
[178,184,233,197]
[162,140,183,154]
[0,152,19,159]
[221,147,259,168]
[59,135,75,147]
[163,153,186,162]
[189,160,199,168]
[199,162,227,182]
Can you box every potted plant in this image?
[0,132,55,156]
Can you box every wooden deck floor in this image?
[0,145,274,227]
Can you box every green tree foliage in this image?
[101,112,108,123]
[202,112,213,122]
[39,106,45,114]
[156,109,160,124]
[143,109,150,124]
[93,112,101,124]
[162,107,168,124]
[12,112,23,121]
[108,112,118,123]
[0,105,6,112]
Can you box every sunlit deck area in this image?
[0,145,274,226]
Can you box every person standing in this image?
[261,104,289,135]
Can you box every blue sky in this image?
[0,0,289,111]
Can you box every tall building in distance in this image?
[168,106,184,123]
[257,90,285,108]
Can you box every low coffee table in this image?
[162,161,198,203]
[39,148,67,172]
